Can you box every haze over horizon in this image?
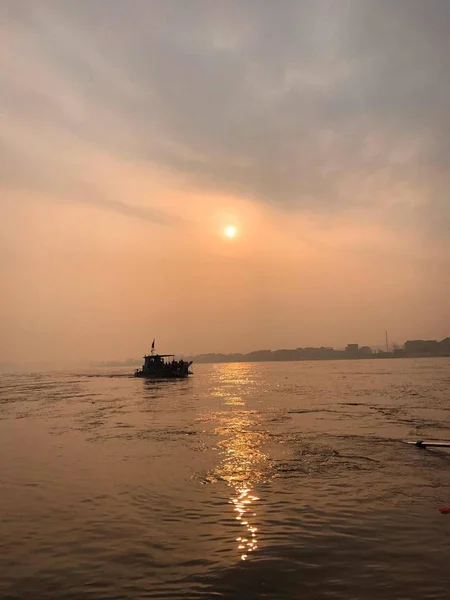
[1,0,449,364]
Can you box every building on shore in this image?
[404,340,439,356]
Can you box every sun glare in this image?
[224,225,237,238]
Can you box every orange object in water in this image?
[439,508,450,514]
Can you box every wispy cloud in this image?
[2,0,450,236]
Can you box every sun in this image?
[224,225,237,238]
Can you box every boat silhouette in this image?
[134,341,193,379]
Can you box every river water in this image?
[1,358,449,599]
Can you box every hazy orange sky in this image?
[1,0,449,364]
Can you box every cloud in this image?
[0,128,181,225]
[1,0,450,235]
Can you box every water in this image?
[1,359,450,599]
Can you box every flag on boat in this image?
[151,339,155,350]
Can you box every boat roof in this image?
[144,354,175,358]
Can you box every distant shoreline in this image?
[184,338,450,365]
[2,338,448,372]
[186,354,450,365]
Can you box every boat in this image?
[134,341,193,379]
[406,440,450,449]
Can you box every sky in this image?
[1,0,450,364]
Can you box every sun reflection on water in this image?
[207,364,271,561]
[232,487,260,559]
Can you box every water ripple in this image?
[1,359,450,599]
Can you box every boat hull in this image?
[134,371,191,379]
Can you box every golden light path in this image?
[232,487,260,559]
[208,364,270,561]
